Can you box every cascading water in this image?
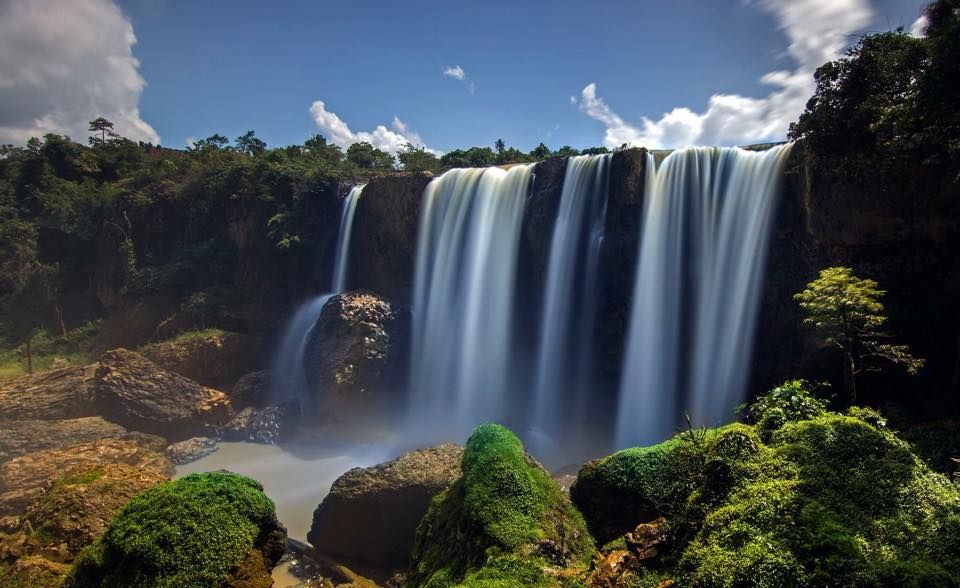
[269,184,364,411]
[616,145,792,448]
[528,154,610,460]
[406,165,534,443]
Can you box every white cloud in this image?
[910,14,929,37]
[442,65,475,94]
[575,0,873,148]
[442,65,466,81]
[0,0,159,146]
[308,100,438,155]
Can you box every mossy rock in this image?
[63,472,286,588]
[574,408,960,587]
[406,424,593,588]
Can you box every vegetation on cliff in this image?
[572,383,960,587]
[64,472,285,588]
[407,424,593,588]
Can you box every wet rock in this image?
[166,436,219,465]
[0,438,172,517]
[231,370,272,408]
[308,444,463,570]
[590,550,639,588]
[0,364,98,421]
[0,416,163,464]
[140,330,261,389]
[303,291,404,420]
[93,348,232,440]
[220,402,300,445]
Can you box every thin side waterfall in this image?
[616,145,791,448]
[528,154,610,460]
[406,164,534,443]
[269,184,364,410]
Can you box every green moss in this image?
[407,424,593,588]
[63,472,279,588]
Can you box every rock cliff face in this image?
[350,173,433,301]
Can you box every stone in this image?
[1,463,168,560]
[0,438,172,517]
[307,444,463,570]
[166,436,219,465]
[624,517,668,562]
[0,416,164,464]
[140,330,261,389]
[0,364,98,421]
[303,291,404,420]
[230,370,272,408]
[220,402,300,445]
[93,348,232,440]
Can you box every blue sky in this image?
[0,0,928,152]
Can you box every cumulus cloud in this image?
[575,0,873,148]
[308,100,438,155]
[442,65,475,94]
[0,0,159,146]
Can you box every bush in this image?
[741,379,828,438]
[64,472,283,588]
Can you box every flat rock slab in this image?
[0,364,98,421]
[0,417,164,464]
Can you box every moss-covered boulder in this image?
[572,408,960,588]
[406,424,593,588]
[64,472,286,588]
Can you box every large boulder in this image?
[65,472,286,588]
[302,291,405,419]
[93,348,232,440]
[140,330,261,389]
[0,365,98,421]
[0,438,172,517]
[230,370,272,408]
[307,444,463,570]
[220,402,300,445]
[0,417,163,464]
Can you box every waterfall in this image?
[269,184,365,410]
[528,154,610,460]
[616,145,791,448]
[406,164,534,443]
[332,185,363,293]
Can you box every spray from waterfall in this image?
[269,184,364,411]
[528,154,610,461]
[406,165,534,443]
[616,145,791,448]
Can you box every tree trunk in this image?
[844,351,857,406]
[25,338,33,374]
[54,305,67,337]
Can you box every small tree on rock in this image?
[88,117,119,146]
[794,267,924,404]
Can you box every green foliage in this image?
[789,0,960,180]
[407,424,592,588]
[795,267,924,403]
[573,397,960,588]
[346,141,395,169]
[741,379,828,437]
[398,143,441,173]
[64,472,279,588]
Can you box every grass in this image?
[0,322,100,382]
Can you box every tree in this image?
[346,142,395,169]
[555,145,579,158]
[794,267,924,404]
[529,142,552,160]
[88,117,119,146]
[398,143,440,173]
[234,131,266,156]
